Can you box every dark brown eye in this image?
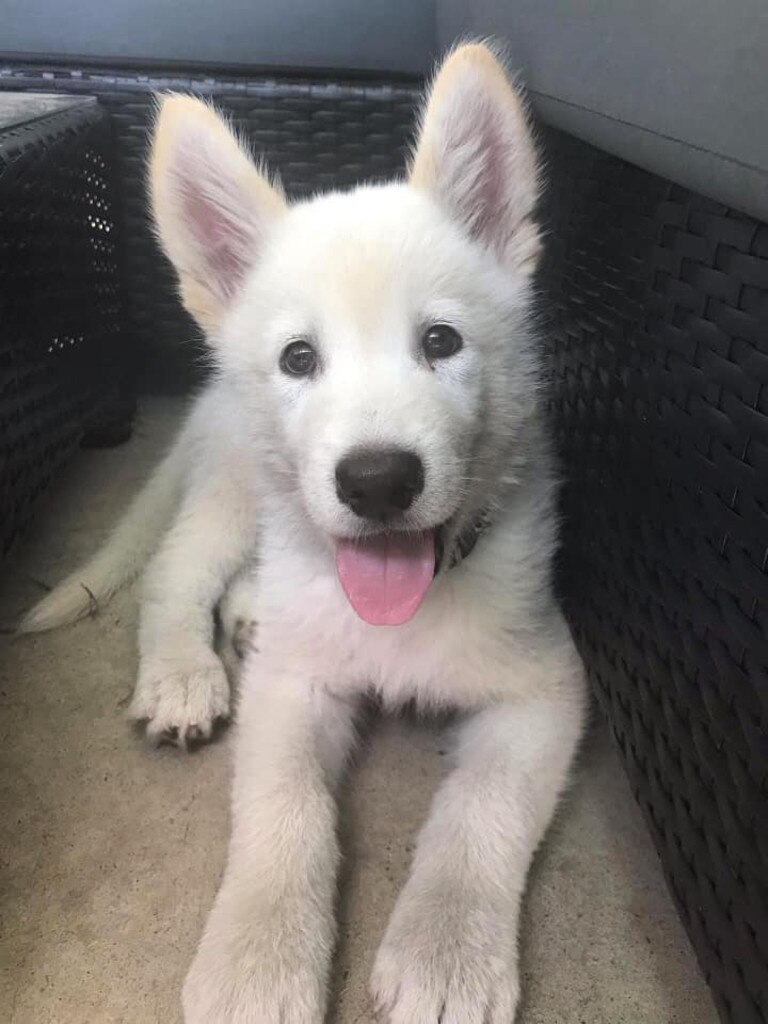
[422,324,463,362]
[280,339,317,377]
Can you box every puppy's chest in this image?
[255,564,514,707]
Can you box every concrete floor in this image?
[0,399,718,1024]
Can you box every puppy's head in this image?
[150,43,543,625]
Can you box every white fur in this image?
[16,420,188,633]
[22,43,587,1022]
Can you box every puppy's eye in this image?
[279,339,317,377]
[422,324,463,362]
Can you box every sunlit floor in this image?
[0,398,718,1024]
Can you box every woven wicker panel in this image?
[540,125,768,1024]
[0,63,422,391]
[0,101,126,556]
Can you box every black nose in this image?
[335,449,425,521]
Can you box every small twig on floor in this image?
[28,576,52,593]
[80,583,99,618]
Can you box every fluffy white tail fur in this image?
[17,439,186,633]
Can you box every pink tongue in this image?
[336,531,435,626]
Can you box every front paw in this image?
[182,906,327,1024]
[371,885,520,1024]
[129,651,230,747]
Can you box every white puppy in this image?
[22,43,586,1023]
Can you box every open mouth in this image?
[335,529,437,626]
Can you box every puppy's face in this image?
[222,184,537,539]
[151,44,542,623]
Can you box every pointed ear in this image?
[149,95,287,333]
[409,43,541,274]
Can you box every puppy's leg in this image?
[218,565,260,661]
[183,661,357,1024]
[130,470,255,746]
[372,670,586,1023]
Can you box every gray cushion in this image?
[5,0,766,218]
[438,0,768,220]
[1,0,434,75]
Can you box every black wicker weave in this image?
[540,125,768,1024]
[0,62,422,391]
[0,97,128,558]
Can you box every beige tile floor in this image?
[0,399,718,1024]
